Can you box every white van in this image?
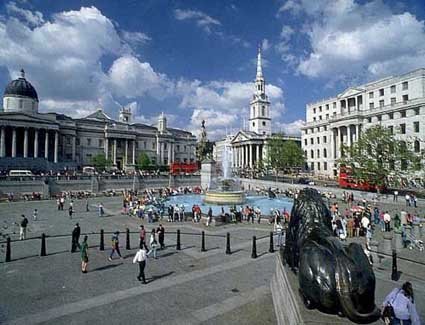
[82,166,96,175]
[8,170,33,177]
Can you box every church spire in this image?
[256,46,263,79]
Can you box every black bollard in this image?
[40,233,47,256]
[5,237,11,262]
[269,231,274,253]
[251,236,257,259]
[201,231,206,252]
[176,229,181,250]
[391,250,398,281]
[126,228,131,250]
[225,232,231,255]
[100,229,104,251]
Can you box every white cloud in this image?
[273,119,305,136]
[121,31,151,46]
[285,0,425,79]
[6,1,44,26]
[262,38,271,51]
[174,8,221,33]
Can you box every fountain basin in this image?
[204,190,246,205]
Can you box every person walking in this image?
[157,224,165,249]
[108,231,123,261]
[98,203,104,217]
[71,223,81,252]
[147,229,158,259]
[19,214,28,240]
[80,235,89,273]
[139,225,148,249]
[85,198,90,212]
[384,211,391,232]
[68,205,73,219]
[33,209,38,221]
[206,207,213,226]
[133,247,147,284]
[382,281,420,325]
[393,190,399,202]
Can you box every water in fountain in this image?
[222,144,233,179]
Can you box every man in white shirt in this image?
[133,247,147,284]
[383,211,391,232]
[361,215,370,229]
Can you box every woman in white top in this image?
[147,229,158,259]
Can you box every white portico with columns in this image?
[301,68,425,178]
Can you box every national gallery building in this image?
[0,70,196,171]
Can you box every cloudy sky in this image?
[0,0,424,139]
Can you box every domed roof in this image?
[4,69,38,101]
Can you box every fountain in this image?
[204,144,246,205]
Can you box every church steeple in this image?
[249,46,271,136]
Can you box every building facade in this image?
[301,68,425,177]
[218,48,301,172]
[0,69,196,171]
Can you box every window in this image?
[310,162,314,170]
[319,106,322,112]
[414,121,419,133]
[304,139,307,146]
[310,138,314,145]
[323,136,327,143]
[143,141,147,149]
[369,102,374,109]
[176,145,180,151]
[388,112,394,119]
[402,94,409,102]
[252,107,255,116]
[323,148,327,158]
[388,126,393,134]
[317,149,320,158]
[391,85,396,93]
[414,140,420,153]
[379,100,384,107]
[310,150,314,158]
[319,115,322,120]
[379,89,384,96]
[87,138,91,146]
[323,126,327,131]
[262,121,266,126]
[400,123,406,134]
[326,114,329,119]
[324,162,328,170]
[261,106,265,116]
[377,115,382,122]
[317,162,321,171]
[313,117,316,121]
[98,139,103,147]
[317,137,320,144]
[333,102,336,108]
[367,117,372,123]
[304,150,307,157]
[391,97,396,105]
[400,110,406,118]
[184,145,187,152]
[326,104,329,110]
[252,122,255,127]
[313,108,316,114]
[369,92,374,99]
[402,81,408,90]
[414,108,420,115]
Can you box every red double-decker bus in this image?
[170,162,199,175]
[339,166,385,192]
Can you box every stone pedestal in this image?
[201,159,216,190]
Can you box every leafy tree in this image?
[136,152,151,170]
[267,136,305,173]
[90,153,112,171]
[338,125,423,189]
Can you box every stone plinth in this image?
[201,160,216,190]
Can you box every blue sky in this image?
[0,0,424,139]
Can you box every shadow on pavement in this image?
[91,262,123,272]
[146,271,175,283]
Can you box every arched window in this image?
[310,150,314,158]
[261,106,265,116]
[414,140,420,153]
[323,148,327,158]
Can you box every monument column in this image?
[23,128,28,158]
[44,130,49,160]
[12,128,16,158]
[132,140,136,165]
[0,127,5,157]
[104,138,109,159]
[54,131,58,163]
[113,139,117,165]
[34,129,39,158]
[71,135,76,161]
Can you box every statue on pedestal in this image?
[196,119,214,162]
[284,188,381,323]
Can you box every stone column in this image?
[336,128,340,159]
[168,143,172,165]
[71,136,76,161]
[171,143,175,163]
[34,129,39,158]
[347,125,352,148]
[12,128,16,158]
[156,137,160,162]
[330,128,335,160]
[159,142,163,165]
[124,139,128,166]
[249,144,253,168]
[44,130,49,159]
[54,131,58,163]
[355,124,359,142]
[0,127,5,157]
[113,139,117,165]
[104,138,109,159]
[256,145,260,167]
[23,128,28,158]
[132,140,136,165]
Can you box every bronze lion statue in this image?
[284,188,380,323]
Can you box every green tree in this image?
[90,153,112,171]
[267,136,305,173]
[338,125,423,189]
[136,152,151,170]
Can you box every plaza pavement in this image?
[0,195,424,324]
